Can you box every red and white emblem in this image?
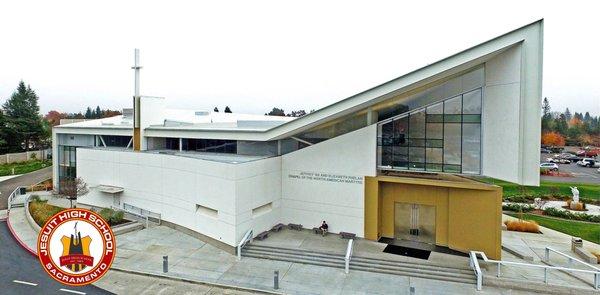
[37,208,116,286]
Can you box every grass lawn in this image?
[477,177,600,200]
[0,159,51,177]
[510,213,600,244]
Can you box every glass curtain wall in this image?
[58,145,77,183]
[181,138,237,154]
[377,88,482,174]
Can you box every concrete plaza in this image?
[6,193,599,294]
[111,225,531,295]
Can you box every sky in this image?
[0,0,599,116]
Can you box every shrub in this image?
[30,195,41,202]
[543,207,600,223]
[506,195,530,203]
[29,200,64,227]
[504,219,540,233]
[502,203,535,212]
[99,208,125,225]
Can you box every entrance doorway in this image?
[394,203,436,244]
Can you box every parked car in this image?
[540,148,552,154]
[546,156,570,164]
[577,158,599,168]
[540,163,559,171]
[576,149,599,157]
[597,167,600,173]
[563,154,582,162]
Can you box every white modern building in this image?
[52,20,543,258]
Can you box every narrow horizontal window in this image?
[196,204,218,218]
[252,202,273,218]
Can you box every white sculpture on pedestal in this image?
[570,186,580,204]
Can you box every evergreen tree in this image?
[583,112,592,123]
[266,107,286,116]
[0,110,8,153]
[95,106,102,118]
[564,108,572,121]
[214,107,219,112]
[541,97,552,132]
[85,107,93,119]
[2,81,44,151]
[554,114,568,135]
[224,106,232,113]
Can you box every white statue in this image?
[570,186,580,204]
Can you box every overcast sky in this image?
[1,1,599,116]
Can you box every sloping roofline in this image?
[59,19,543,142]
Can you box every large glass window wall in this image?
[377,88,482,174]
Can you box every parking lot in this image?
[540,153,600,184]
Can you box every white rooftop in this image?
[56,108,295,132]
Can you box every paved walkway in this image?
[112,226,528,295]
[495,215,600,288]
[7,206,38,252]
[6,196,599,294]
[0,166,51,210]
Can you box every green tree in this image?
[95,106,102,119]
[0,110,8,153]
[564,108,572,121]
[541,97,552,132]
[266,107,285,116]
[554,114,568,135]
[2,81,45,151]
[85,107,93,119]
[224,106,232,113]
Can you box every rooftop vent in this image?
[122,108,134,119]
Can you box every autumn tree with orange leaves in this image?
[541,131,566,146]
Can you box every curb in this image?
[109,267,285,295]
[6,213,37,257]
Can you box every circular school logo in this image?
[37,208,116,286]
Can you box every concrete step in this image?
[243,244,475,285]
[243,249,345,265]
[244,248,473,281]
[112,221,144,235]
[247,244,471,274]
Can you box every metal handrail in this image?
[344,239,354,274]
[471,251,600,290]
[545,247,600,271]
[237,229,253,261]
[6,186,25,212]
[469,251,482,290]
[121,203,161,225]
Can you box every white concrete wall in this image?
[139,97,166,151]
[77,148,282,246]
[234,157,282,242]
[482,45,523,183]
[481,21,542,187]
[281,124,377,237]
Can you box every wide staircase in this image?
[242,244,475,285]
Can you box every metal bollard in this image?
[274,270,279,289]
[409,286,415,295]
[163,255,168,273]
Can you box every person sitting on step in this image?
[319,220,329,237]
